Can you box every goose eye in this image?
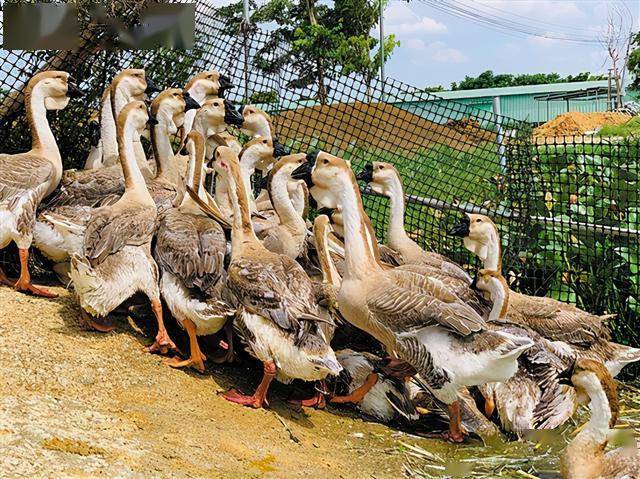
[379,165,385,169]
[262,139,267,144]
[323,159,329,165]
[476,219,482,223]
[213,102,219,107]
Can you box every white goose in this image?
[213,146,341,409]
[182,71,234,137]
[292,151,533,442]
[0,71,82,297]
[155,131,236,371]
[56,101,176,353]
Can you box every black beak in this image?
[89,120,101,147]
[316,206,335,217]
[449,216,470,237]
[183,92,200,111]
[224,100,244,126]
[273,140,290,158]
[356,162,373,183]
[180,145,188,155]
[218,74,234,98]
[291,161,313,182]
[557,360,576,386]
[66,82,84,98]
[257,175,269,190]
[147,116,159,127]
[145,77,161,94]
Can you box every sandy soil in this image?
[0,286,422,479]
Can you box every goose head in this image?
[185,71,234,99]
[193,99,242,135]
[240,136,287,172]
[151,88,200,133]
[267,153,307,190]
[239,105,272,138]
[450,213,500,264]
[356,161,402,197]
[112,69,156,101]
[28,71,83,111]
[117,100,153,136]
[292,151,346,210]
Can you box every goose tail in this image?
[494,331,535,359]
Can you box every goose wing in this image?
[368,269,485,336]
[51,166,125,207]
[228,253,318,332]
[83,204,157,264]
[155,209,226,292]
[1,154,54,206]
[509,292,610,346]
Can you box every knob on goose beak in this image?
[145,77,161,94]
[218,74,234,98]
[315,206,336,217]
[147,116,159,127]
[182,91,201,111]
[356,162,373,183]
[89,120,101,147]
[223,100,244,126]
[448,216,470,237]
[273,140,290,158]
[291,161,313,183]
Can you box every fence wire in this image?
[1,4,638,373]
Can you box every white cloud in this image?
[406,38,427,50]
[527,35,561,47]
[386,1,447,35]
[475,0,585,21]
[430,42,467,63]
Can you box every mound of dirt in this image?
[534,111,631,138]
[276,102,495,153]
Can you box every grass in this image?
[598,116,640,137]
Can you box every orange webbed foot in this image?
[223,389,265,409]
[14,280,58,298]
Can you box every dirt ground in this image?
[0,285,428,479]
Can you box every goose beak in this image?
[89,120,101,147]
[557,360,576,386]
[179,145,188,156]
[273,140,290,158]
[224,100,244,126]
[66,81,84,98]
[356,162,373,183]
[449,217,470,237]
[145,77,161,94]
[291,161,313,182]
[316,206,335,217]
[218,74,234,98]
[147,116,159,127]
[313,357,343,375]
[183,92,201,111]
[257,175,269,190]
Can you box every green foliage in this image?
[216,0,397,103]
[598,117,640,137]
[449,70,607,91]
[249,89,279,104]
[628,31,640,91]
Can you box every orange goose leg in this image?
[428,401,468,443]
[290,380,328,408]
[211,319,236,364]
[224,361,276,408]
[13,248,57,298]
[166,318,206,372]
[146,299,179,355]
[330,372,379,404]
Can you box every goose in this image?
[49,69,158,207]
[82,69,160,170]
[53,101,176,353]
[357,161,470,281]
[292,151,534,442]
[182,71,234,137]
[212,146,341,408]
[0,71,82,297]
[155,131,236,371]
[34,88,200,279]
[450,213,640,376]
[257,154,308,259]
[559,359,640,478]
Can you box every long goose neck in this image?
[119,121,153,203]
[270,172,306,233]
[386,176,410,247]
[466,228,502,271]
[151,119,178,184]
[317,225,341,286]
[227,165,260,254]
[239,150,260,212]
[26,87,61,167]
[339,176,382,279]
[100,90,119,161]
[183,86,207,135]
[483,272,510,321]
[179,140,206,212]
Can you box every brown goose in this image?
[155,131,236,371]
[182,71,234,137]
[560,359,640,479]
[57,101,176,353]
[213,146,341,409]
[0,71,82,297]
[450,213,640,376]
[292,151,534,442]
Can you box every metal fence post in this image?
[492,95,506,170]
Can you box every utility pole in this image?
[379,0,385,100]
[242,0,251,103]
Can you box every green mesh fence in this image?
[1,3,638,375]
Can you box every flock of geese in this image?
[1,69,640,478]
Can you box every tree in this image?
[449,70,607,91]
[628,31,640,90]
[215,0,397,104]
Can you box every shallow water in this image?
[391,384,640,478]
